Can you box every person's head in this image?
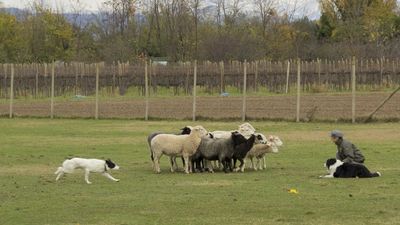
[330,130,343,143]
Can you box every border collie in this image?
[55,158,120,184]
[320,158,381,178]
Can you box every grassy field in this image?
[0,118,399,225]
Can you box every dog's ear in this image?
[105,159,116,168]
[325,158,337,169]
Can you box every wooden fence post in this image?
[317,58,321,86]
[95,63,99,120]
[9,64,14,118]
[145,60,149,121]
[351,56,356,123]
[50,63,55,119]
[35,63,39,98]
[192,60,197,121]
[112,62,116,94]
[242,60,247,122]
[296,59,301,122]
[286,60,290,94]
[220,61,224,93]
[254,61,258,92]
[3,64,7,98]
[74,63,78,95]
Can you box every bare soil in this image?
[0,92,399,120]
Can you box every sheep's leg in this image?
[181,157,185,168]
[205,160,214,173]
[201,159,206,172]
[250,158,257,170]
[234,159,244,172]
[192,159,197,173]
[246,158,251,168]
[220,158,229,173]
[262,156,266,169]
[211,160,218,169]
[229,159,234,172]
[258,158,263,170]
[219,161,223,170]
[183,155,190,174]
[232,158,237,170]
[169,157,176,173]
[189,157,193,173]
[175,157,180,171]
[223,160,229,173]
[153,154,161,173]
[240,159,246,172]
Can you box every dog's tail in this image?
[372,171,381,177]
[54,167,63,175]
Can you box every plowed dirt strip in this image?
[0,93,399,120]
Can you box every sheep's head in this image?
[191,125,209,137]
[266,135,282,153]
[238,123,256,139]
[269,135,283,147]
[231,131,247,146]
[180,126,193,135]
[254,133,267,144]
[247,134,256,144]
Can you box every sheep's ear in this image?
[209,133,214,138]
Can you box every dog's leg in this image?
[55,170,64,181]
[319,174,334,178]
[84,169,92,184]
[103,172,120,182]
[54,167,62,175]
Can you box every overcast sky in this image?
[1,0,321,18]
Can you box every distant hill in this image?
[0,7,148,27]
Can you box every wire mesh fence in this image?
[0,58,399,121]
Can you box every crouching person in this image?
[330,130,365,164]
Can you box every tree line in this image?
[0,0,400,63]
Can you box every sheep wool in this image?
[150,126,206,173]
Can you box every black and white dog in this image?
[320,158,381,178]
[55,158,120,184]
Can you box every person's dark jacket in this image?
[335,138,365,164]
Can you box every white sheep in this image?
[209,123,262,171]
[245,135,283,171]
[147,125,209,172]
[150,125,208,173]
[210,122,256,139]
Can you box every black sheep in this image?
[191,132,247,173]
[232,134,256,172]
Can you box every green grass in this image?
[0,118,399,225]
[1,84,398,103]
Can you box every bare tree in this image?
[221,0,242,26]
[105,0,138,35]
[188,0,200,59]
[254,0,277,39]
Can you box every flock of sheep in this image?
[147,123,283,173]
